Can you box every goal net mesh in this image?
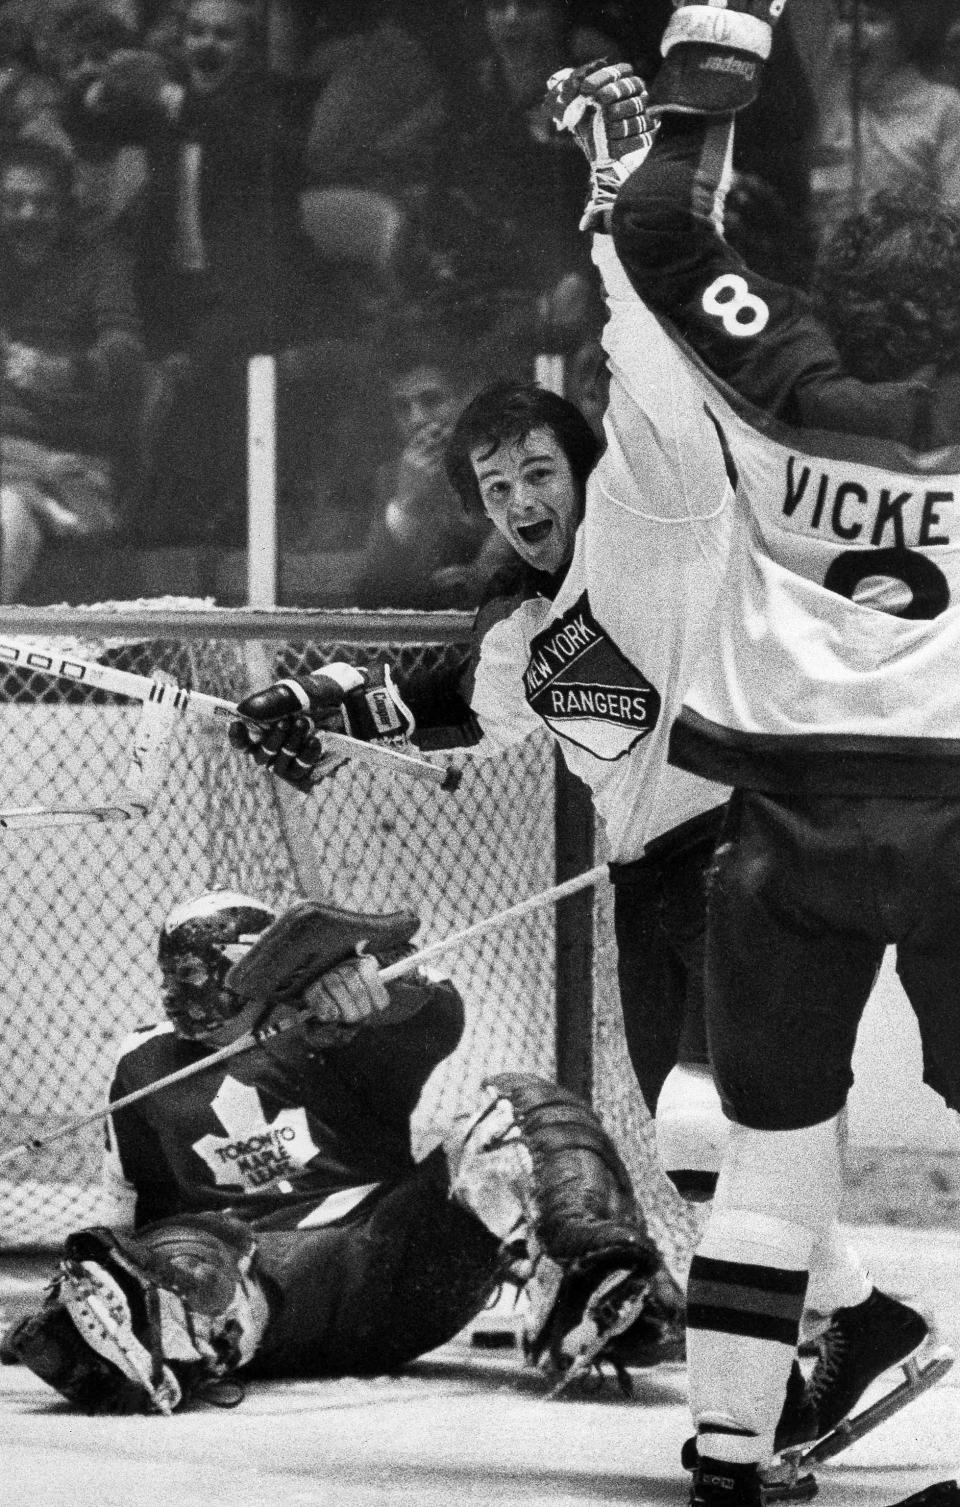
[0,611,703,1278]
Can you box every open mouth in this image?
[516,519,553,545]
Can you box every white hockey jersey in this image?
[612,114,960,798]
[467,238,731,861]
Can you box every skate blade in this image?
[763,1470,819,1503]
[777,1344,952,1482]
[544,1274,651,1401]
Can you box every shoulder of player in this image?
[111,1019,183,1075]
[474,561,561,640]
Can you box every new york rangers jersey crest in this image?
[523,592,661,758]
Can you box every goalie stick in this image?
[0,861,609,1169]
[0,638,461,798]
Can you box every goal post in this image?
[0,604,702,1274]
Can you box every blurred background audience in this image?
[0,135,144,600]
[805,0,960,248]
[0,0,955,606]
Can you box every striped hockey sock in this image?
[687,1212,811,1464]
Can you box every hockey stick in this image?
[0,694,179,829]
[0,861,609,1167]
[0,638,460,793]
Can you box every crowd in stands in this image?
[0,0,959,608]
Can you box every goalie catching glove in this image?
[229,663,416,791]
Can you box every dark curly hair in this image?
[811,188,960,382]
[444,380,602,515]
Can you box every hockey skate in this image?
[689,1457,765,1507]
[764,1289,954,1502]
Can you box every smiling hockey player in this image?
[226,153,928,1479]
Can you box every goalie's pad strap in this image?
[485,1073,634,1200]
[662,6,774,62]
[225,900,420,1004]
[484,1074,660,1270]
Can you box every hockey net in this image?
[0,606,703,1278]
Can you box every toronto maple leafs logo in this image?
[193,1076,321,1193]
[523,591,661,760]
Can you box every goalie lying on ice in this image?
[2,890,681,1412]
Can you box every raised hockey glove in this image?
[546,62,657,232]
[230,663,416,791]
[648,0,788,117]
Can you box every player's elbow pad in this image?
[655,1063,729,1201]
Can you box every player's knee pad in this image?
[655,1063,728,1201]
[3,1214,271,1414]
[713,1114,844,1237]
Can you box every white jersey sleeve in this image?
[593,234,733,540]
[469,597,554,756]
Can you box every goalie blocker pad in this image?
[226,900,420,1006]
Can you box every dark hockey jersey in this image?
[612,116,960,798]
[103,978,463,1230]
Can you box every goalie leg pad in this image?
[483,1073,660,1272]
[479,1075,669,1376]
[225,899,420,1006]
[5,1214,271,1413]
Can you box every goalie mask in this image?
[158,891,276,1042]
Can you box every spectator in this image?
[33,2,150,237]
[355,343,511,609]
[301,3,445,202]
[82,0,320,544]
[0,137,145,601]
[0,12,71,158]
[402,0,625,370]
[809,0,960,245]
[276,336,392,556]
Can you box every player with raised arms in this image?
[226,33,928,1465]
[3,888,682,1410]
[537,2,960,1502]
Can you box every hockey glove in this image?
[230,663,416,791]
[263,955,410,1047]
[648,0,788,117]
[546,62,657,231]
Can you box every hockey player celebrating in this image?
[3,889,678,1411]
[538,4,960,1504]
[226,100,929,1467]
